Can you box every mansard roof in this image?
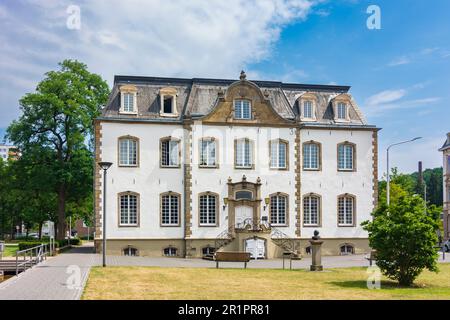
[100,73,372,128]
[439,133,450,151]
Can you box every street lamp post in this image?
[386,137,422,205]
[98,161,113,267]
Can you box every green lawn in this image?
[82,264,450,300]
[1,244,18,257]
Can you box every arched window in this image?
[338,194,355,226]
[118,136,139,167]
[270,193,288,226]
[199,193,218,226]
[118,192,139,226]
[340,244,355,255]
[161,192,180,226]
[337,142,356,171]
[303,141,321,170]
[160,137,180,167]
[303,194,320,226]
[123,247,138,256]
[163,247,178,257]
[269,139,288,169]
[235,138,254,169]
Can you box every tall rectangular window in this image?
[199,194,217,226]
[119,138,138,166]
[200,139,216,167]
[303,101,313,118]
[338,144,354,170]
[161,194,179,226]
[303,196,319,226]
[337,102,347,119]
[161,139,179,167]
[123,93,135,112]
[234,100,251,119]
[270,140,287,169]
[163,96,173,113]
[120,194,138,226]
[303,143,319,170]
[338,196,354,226]
[270,195,287,225]
[235,139,252,168]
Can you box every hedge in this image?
[18,238,80,251]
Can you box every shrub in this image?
[18,238,80,251]
[362,186,439,286]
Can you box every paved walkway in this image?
[0,242,448,300]
[0,244,96,300]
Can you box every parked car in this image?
[443,240,450,252]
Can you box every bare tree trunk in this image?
[38,221,43,240]
[56,184,66,240]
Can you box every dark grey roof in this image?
[439,133,450,151]
[101,75,370,126]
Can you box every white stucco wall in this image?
[190,122,297,238]
[100,121,185,239]
[300,128,374,239]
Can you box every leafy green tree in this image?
[362,183,439,286]
[6,60,109,240]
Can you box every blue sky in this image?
[0,0,449,175]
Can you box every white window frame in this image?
[338,143,354,171]
[338,196,355,226]
[120,91,137,114]
[270,194,287,226]
[303,195,320,226]
[199,194,217,226]
[161,194,180,226]
[270,140,287,169]
[303,142,320,170]
[235,139,253,169]
[302,100,315,120]
[199,138,217,168]
[234,99,252,120]
[119,193,138,226]
[118,138,138,167]
[161,139,180,168]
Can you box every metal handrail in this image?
[15,243,49,276]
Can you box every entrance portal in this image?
[245,238,265,259]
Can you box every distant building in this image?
[0,145,19,161]
[439,132,450,241]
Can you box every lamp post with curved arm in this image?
[386,137,422,205]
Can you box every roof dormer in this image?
[119,84,138,114]
[159,87,178,117]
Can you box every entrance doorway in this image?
[245,238,265,259]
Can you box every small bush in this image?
[18,238,80,251]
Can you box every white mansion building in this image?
[94,72,380,258]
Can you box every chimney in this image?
[418,161,423,185]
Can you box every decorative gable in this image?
[201,71,294,126]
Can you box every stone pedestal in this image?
[309,239,324,271]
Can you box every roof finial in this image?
[239,70,247,81]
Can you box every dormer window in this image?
[119,85,137,114]
[234,99,251,119]
[303,101,313,119]
[298,93,317,121]
[337,102,347,120]
[159,87,178,117]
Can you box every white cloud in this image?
[388,56,411,67]
[0,0,319,129]
[365,89,407,106]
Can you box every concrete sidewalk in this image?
[0,244,96,300]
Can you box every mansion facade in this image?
[94,72,380,258]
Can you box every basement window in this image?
[163,247,178,257]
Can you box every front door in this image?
[245,238,265,259]
[235,205,253,228]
